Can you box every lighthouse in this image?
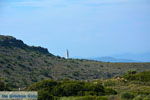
[66,49,69,59]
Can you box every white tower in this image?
[66,49,69,59]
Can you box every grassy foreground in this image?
[0,70,150,100]
[25,71,150,100]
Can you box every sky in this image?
[0,0,150,59]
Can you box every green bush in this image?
[0,80,10,91]
[143,96,150,100]
[38,89,58,100]
[143,95,150,100]
[27,80,58,91]
[27,80,117,99]
[52,82,84,96]
[104,88,117,95]
[52,81,107,97]
[133,95,143,100]
[84,83,105,96]
[121,92,135,100]
[124,71,150,82]
[38,90,53,100]
[82,91,98,96]
[133,95,150,100]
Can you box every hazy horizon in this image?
[0,0,150,60]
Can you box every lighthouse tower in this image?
[66,49,69,59]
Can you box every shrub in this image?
[143,95,150,100]
[0,80,10,91]
[133,95,143,100]
[121,92,135,100]
[27,80,58,91]
[104,88,117,95]
[84,83,105,95]
[27,80,117,99]
[82,91,98,96]
[38,90,58,100]
[124,71,150,82]
[52,82,84,96]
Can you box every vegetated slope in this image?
[26,71,150,100]
[0,35,150,88]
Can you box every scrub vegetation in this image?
[0,35,150,100]
[26,71,150,100]
[0,35,150,88]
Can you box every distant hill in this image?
[114,53,150,62]
[89,57,138,63]
[0,35,150,88]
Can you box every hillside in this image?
[0,35,150,88]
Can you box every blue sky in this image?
[0,0,150,59]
